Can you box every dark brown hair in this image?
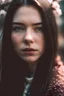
[1,0,58,96]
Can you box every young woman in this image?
[0,0,63,96]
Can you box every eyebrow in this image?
[12,22,42,26]
[32,22,42,26]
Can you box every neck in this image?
[28,61,37,74]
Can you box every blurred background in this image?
[58,0,64,62]
[0,0,64,62]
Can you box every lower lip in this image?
[22,51,37,55]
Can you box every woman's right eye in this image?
[12,26,25,33]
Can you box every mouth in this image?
[22,48,37,51]
[21,48,37,55]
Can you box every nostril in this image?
[24,39,29,44]
[24,38,33,45]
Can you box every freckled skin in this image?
[11,6,45,64]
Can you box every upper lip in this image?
[22,48,37,51]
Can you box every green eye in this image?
[35,27,43,32]
[12,26,25,32]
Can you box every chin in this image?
[21,57,39,64]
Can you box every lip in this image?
[21,48,37,55]
[22,48,37,51]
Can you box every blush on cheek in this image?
[11,34,21,46]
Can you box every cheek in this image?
[11,34,21,47]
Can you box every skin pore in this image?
[11,6,45,73]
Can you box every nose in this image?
[24,28,34,44]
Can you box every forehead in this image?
[12,6,42,24]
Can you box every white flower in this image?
[0,9,6,16]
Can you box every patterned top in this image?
[46,63,64,96]
[23,77,33,96]
[21,63,64,96]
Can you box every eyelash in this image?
[34,27,43,32]
[12,26,43,33]
[12,26,25,32]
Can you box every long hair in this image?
[1,0,58,96]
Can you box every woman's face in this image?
[11,6,45,64]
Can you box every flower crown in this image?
[0,0,12,16]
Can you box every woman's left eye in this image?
[34,27,43,32]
